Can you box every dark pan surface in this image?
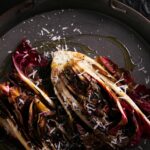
[0,9,149,150]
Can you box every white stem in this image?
[0,117,31,150]
[12,57,55,108]
[78,60,150,126]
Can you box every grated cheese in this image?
[86,103,96,114]
[138,146,143,150]
[141,94,150,99]
[73,28,82,34]
[50,127,56,134]
[28,70,38,79]
[71,23,74,26]
[42,27,50,34]
[43,51,51,58]
[41,30,44,36]
[62,27,68,30]
[73,47,77,52]
[145,76,150,85]
[51,36,61,41]
[38,55,42,63]
[115,76,124,85]
[23,53,29,58]
[138,67,145,71]
[8,50,12,54]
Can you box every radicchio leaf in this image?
[12,39,55,108]
[13,39,48,74]
[96,56,150,145]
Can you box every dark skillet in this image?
[0,0,149,150]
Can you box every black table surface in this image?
[120,0,150,20]
[0,0,150,20]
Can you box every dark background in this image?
[0,0,150,19]
[0,0,24,14]
[120,0,150,19]
[0,0,149,150]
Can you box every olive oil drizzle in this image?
[67,34,135,71]
[34,34,135,71]
[0,34,135,79]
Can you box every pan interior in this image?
[0,9,149,150]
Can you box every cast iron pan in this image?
[0,0,150,150]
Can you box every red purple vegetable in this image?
[0,39,150,150]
